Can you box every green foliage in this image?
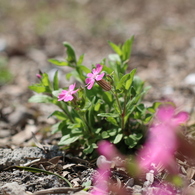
[0,57,12,86]
[29,37,160,155]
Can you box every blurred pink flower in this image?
[58,83,78,102]
[92,141,128,195]
[91,168,110,195]
[85,64,105,90]
[36,73,42,79]
[137,105,189,173]
[98,140,119,161]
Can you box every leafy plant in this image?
[29,37,160,155]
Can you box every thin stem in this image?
[77,111,92,134]
[111,89,124,130]
[58,103,74,123]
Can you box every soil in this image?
[0,1,195,194]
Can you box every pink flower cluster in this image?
[137,105,189,173]
[57,64,104,102]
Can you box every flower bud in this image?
[96,79,112,91]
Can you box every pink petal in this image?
[58,90,67,101]
[95,64,103,73]
[36,74,42,78]
[71,88,79,95]
[156,106,175,122]
[87,80,95,90]
[96,72,105,81]
[64,94,74,102]
[98,141,118,161]
[87,73,94,78]
[85,77,92,84]
[174,111,189,125]
[69,83,76,91]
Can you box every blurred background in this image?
[0,0,195,145]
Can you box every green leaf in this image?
[53,70,59,90]
[125,69,136,90]
[101,131,109,139]
[98,113,119,118]
[77,65,91,74]
[108,54,121,63]
[116,74,129,90]
[51,122,62,134]
[29,84,48,93]
[136,103,145,112]
[63,42,77,64]
[83,143,97,154]
[58,134,80,145]
[102,65,113,75]
[147,102,162,113]
[77,54,85,65]
[122,36,134,62]
[49,110,67,120]
[125,133,143,148]
[113,134,123,144]
[106,117,118,126]
[42,73,51,87]
[144,113,153,123]
[108,41,122,56]
[52,89,62,98]
[28,94,53,103]
[67,69,83,83]
[116,69,136,90]
[66,72,72,81]
[48,59,68,66]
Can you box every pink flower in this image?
[91,168,110,195]
[97,140,124,167]
[58,83,78,102]
[137,105,189,173]
[85,64,105,90]
[36,73,42,79]
[98,140,120,161]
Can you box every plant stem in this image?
[77,111,92,134]
[111,89,124,130]
[122,93,128,129]
[58,102,74,123]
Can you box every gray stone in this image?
[0,146,63,170]
[1,182,27,195]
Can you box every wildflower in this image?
[97,140,125,167]
[58,83,78,102]
[91,167,110,195]
[86,64,111,91]
[36,73,42,79]
[137,105,189,173]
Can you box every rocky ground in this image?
[0,1,195,194]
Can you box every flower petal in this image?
[58,90,67,101]
[156,106,175,122]
[69,83,76,91]
[71,88,79,95]
[85,77,93,84]
[63,94,74,102]
[87,73,94,78]
[96,72,105,81]
[95,64,103,73]
[174,111,189,125]
[87,80,95,89]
